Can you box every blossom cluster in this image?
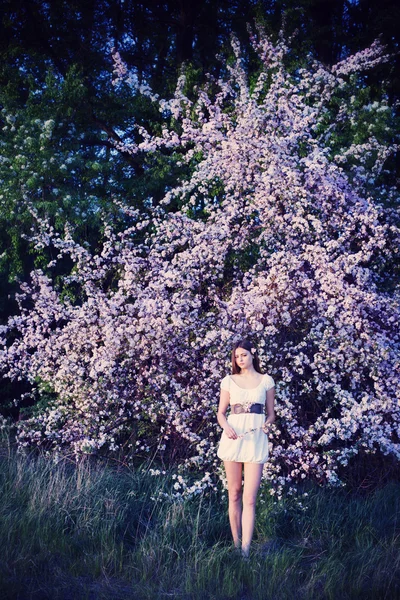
[1,30,399,496]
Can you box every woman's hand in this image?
[223,425,238,440]
[262,421,272,434]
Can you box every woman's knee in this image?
[242,492,257,508]
[228,487,242,504]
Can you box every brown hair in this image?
[231,339,262,374]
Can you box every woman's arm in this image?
[264,387,276,429]
[217,389,238,440]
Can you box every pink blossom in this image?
[0,30,399,496]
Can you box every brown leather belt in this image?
[232,403,263,415]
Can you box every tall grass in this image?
[0,443,399,599]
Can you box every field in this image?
[1,439,399,600]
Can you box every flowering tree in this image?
[1,29,399,496]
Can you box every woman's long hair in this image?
[231,339,262,374]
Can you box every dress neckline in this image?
[229,375,264,391]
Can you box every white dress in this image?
[217,373,275,463]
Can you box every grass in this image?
[0,442,399,599]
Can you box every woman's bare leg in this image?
[224,461,243,548]
[241,463,263,556]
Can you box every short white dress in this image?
[217,373,275,463]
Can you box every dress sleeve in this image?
[220,375,231,392]
[263,374,275,391]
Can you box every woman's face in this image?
[234,347,253,371]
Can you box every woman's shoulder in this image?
[220,374,231,391]
[262,373,275,390]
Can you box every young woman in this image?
[217,339,275,557]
